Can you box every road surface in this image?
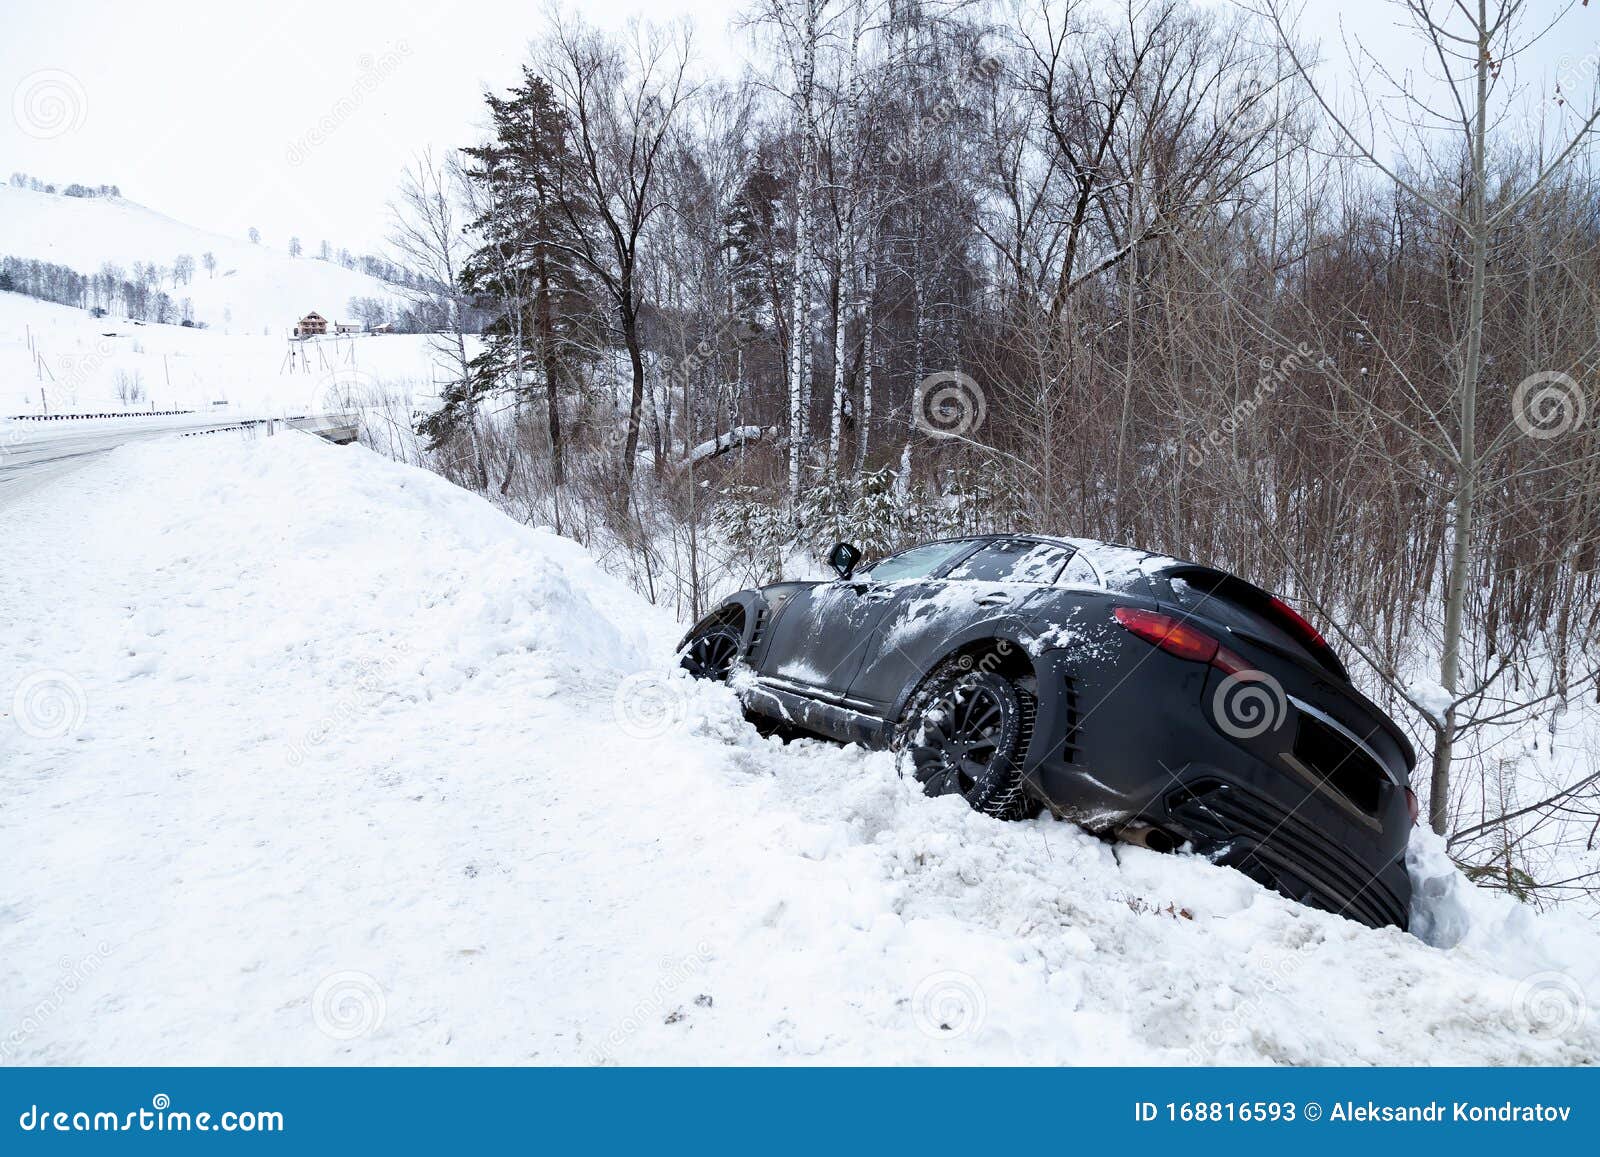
[0,413,352,508]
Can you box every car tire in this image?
[679,619,742,681]
[893,658,1035,821]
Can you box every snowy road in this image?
[2,434,1597,1065]
[0,414,260,507]
[0,413,357,506]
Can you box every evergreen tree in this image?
[452,69,598,485]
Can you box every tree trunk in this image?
[854,246,876,479]
[827,259,848,472]
[621,299,646,485]
[536,248,564,489]
[786,0,818,508]
[1430,2,1491,836]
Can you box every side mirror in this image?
[827,541,862,579]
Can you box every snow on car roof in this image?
[1019,535,1186,591]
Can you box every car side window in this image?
[1058,552,1101,587]
[859,540,977,582]
[946,540,1073,584]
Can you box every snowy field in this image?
[1,293,457,419]
[2,433,1598,1065]
[0,185,406,334]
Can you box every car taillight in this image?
[1112,606,1248,674]
[1404,787,1420,826]
[1268,594,1330,652]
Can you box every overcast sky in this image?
[1,1,1586,257]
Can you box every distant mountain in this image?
[0,184,406,334]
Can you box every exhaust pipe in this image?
[1117,824,1180,854]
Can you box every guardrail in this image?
[4,410,360,446]
[6,409,197,421]
[180,420,272,439]
[285,414,360,445]
[177,413,360,446]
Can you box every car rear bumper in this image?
[1022,646,1412,930]
[1163,776,1410,930]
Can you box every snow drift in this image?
[1,433,1597,1064]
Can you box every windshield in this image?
[860,540,978,582]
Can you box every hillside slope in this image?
[0,185,405,334]
[0,292,459,416]
[1,434,1596,1064]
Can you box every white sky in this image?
[0,1,1588,257]
[0,0,745,253]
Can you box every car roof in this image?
[910,533,1184,593]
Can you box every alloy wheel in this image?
[910,679,1006,798]
[681,627,740,681]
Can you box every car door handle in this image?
[848,583,894,602]
[973,593,1011,606]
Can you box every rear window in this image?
[947,540,1074,584]
[1169,574,1333,673]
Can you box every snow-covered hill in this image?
[0,184,405,334]
[2,434,1596,1064]
[0,292,460,417]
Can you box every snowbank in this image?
[2,434,1596,1064]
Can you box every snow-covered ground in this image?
[0,185,406,334]
[1,292,460,417]
[2,433,1598,1064]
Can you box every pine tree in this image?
[451,69,598,488]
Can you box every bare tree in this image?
[1263,0,1600,834]
[390,148,485,487]
[541,9,696,484]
